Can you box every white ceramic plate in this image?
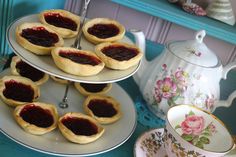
[134,128,167,157]
[134,128,236,157]
[0,69,137,156]
[6,14,140,83]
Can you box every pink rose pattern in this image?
[155,77,177,99]
[175,111,217,149]
[153,64,216,109]
[154,66,189,106]
[175,70,188,92]
[181,115,204,135]
[205,95,215,111]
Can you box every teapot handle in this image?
[222,61,236,79]
[129,29,148,85]
[216,61,236,108]
[216,90,236,108]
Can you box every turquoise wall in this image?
[0,0,66,61]
[12,0,66,19]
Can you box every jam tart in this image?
[0,75,40,107]
[16,22,64,55]
[82,18,125,44]
[39,9,80,38]
[51,47,105,76]
[74,82,112,96]
[83,95,122,124]
[50,75,69,84]
[10,56,49,85]
[14,102,58,135]
[95,42,143,70]
[58,112,105,144]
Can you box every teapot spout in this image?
[129,29,148,84]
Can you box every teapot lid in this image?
[167,30,219,67]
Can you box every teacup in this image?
[163,105,235,157]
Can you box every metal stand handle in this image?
[73,0,91,49]
[58,0,91,109]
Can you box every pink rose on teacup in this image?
[181,115,205,135]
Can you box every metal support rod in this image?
[59,81,71,108]
[58,0,91,109]
[73,0,91,49]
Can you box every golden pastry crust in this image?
[51,47,105,76]
[39,9,80,38]
[10,56,49,85]
[74,82,112,96]
[50,75,69,84]
[82,18,125,44]
[95,42,143,70]
[83,95,122,124]
[58,112,105,144]
[16,22,64,55]
[0,75,40,107]
[14,102,58,135]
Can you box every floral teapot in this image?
[131,29,236,120]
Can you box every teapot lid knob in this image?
[195,30,206,43]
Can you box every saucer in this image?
[134,128,167,157]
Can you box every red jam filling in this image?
[16,61,45,82]
[21,27,59,47]
[3,80,35,102]
[59,51,101,66]
[44,13,77,31]
[88,24,119,39]
[88,99,117,117]
[80,83,107,93]
[101,45,138,61]
[61,117,98,136]
[20,104,54,128]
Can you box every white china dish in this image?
[164,105,235,157]
[0,69,137,156]
[7,14,140,83]
[134,128,167,157]
[134,127,236,157]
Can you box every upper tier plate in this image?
[7,14,140,83]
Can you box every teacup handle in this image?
[195,30,206,43]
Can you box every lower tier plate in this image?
[0,69,137,156]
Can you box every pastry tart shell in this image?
[14,102,58,135]
[50,75,69,84]
[95,42,143,70]
[0,75,40,107]
[51,47,105,76]
[10,56,49,86]
[74,82,112,96]
[58,112,105,144]
[39,9,80,38]
[15,22,64,55]
[83,95,122,124]
[82,18,125,44]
